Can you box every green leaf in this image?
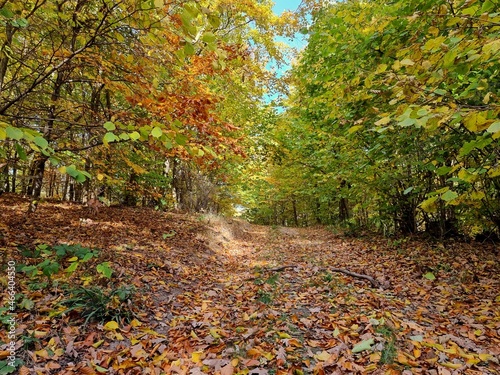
[129,131,140,141]
[65,165,79,177]
[202,32,216,43]
[19,298,34,310]
[398,118,416,127]
[181,9,194,27]
[34,136,48,149]
[103,121,116,131]
[403,187,414,195]
[0,363,17,374]
[184,42,195,56]
[151,126,163,138]
[96,262,113,278]
[6,126,23,140]
[162,231,176,239]
[175,133,188,146]
[436,166,452,176]
[15,143,27,161]
[443,50,457,68]
[486,121,500,133]
[481,0,495,12]
[103,132,118,143]
[441,190,458,202]
[0,6,14,18]
[208,14,221,28]
[423,272,435,281]
[66,262,79,273]
[82,252,94,262]
[352,338,374,353]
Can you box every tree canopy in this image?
[242,0,500,238]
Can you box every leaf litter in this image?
[0,195,499,374]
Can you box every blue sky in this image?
[266,0,306,103]
[272,0,303,15]
[272,0,306,49]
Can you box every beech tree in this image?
[244,0,500,237]
[0,0,292,212]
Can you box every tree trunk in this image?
[292,199,299,226]
[27,155,48,198]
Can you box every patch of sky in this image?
[266,0,308,107]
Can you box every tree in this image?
[245,0,500,237]
[0,0,291,213]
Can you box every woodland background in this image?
[0,0,499,239]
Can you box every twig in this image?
[329,268,380,288]
[253,265,382,289]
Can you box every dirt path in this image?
[1,195,499,374]
[158,222,500,374]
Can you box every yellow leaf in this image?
[262,351,274,360]
[478,353,493,361]
[400,59,415,66]
[31,330,48,338]
[365,364,377,371]
[34,349,50,359]
[443,347,458,354]
[466,357,481,365]
[103,321,119,331]
[190,330,199,339]
[470,191,485,201]
[314,351,331,361]
[68,256,78,262]
[376,64,387,73]
[210,328,220,339]
[92,339,104,348]
[423,36,446,50]
[130,319,142,327]
[153,351,169,364]
[247,348,262,357]
[463,112,488,132]
[427,26,440,36]
[231,358,239,367]
[192,351,203,363]
[348,125,363,134]
[488,166,500,178]
[441,362,463,369]
[375,116,391,126]
[97,173,105,181]
[278,332,291,339]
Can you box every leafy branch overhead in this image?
[243,0,500,238]
[0,0,291,197]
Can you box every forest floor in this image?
[0,194,499,375]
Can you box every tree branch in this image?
[255,265,382,288]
